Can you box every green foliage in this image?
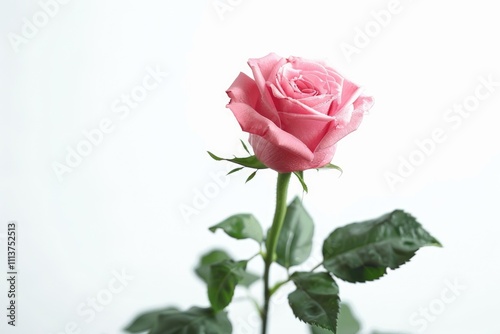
[310,302,409,334]
[149,306,232,334]
[195,249,231,283]
[323,210,441,283]
[240,139,251,155]
[336,303,362,334]
[207,151,267,169]
[208,260,247,311]
[311,325,334,334]
[276,197,314,269]
[196,249,261,312]
[238,270,260,287]
[311,302,361,334]
[245,170,258,183]
[318,163,343,175]
[288,272,340,332]
[124,307,178,333]
[209,214,264,244]
[128,169,441,334]
[227,167,244,175]
[293,171,309,193]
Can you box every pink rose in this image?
[226,53,374,172]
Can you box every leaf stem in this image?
[269,279,290,296]
[247,252,261,262]
[310,261,324,272]
[261,172,291,334]
[269,261,324,297]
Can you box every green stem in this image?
[269,261,324,296]
[261,172,292,334]
[269,279,289,296]
[310,261,324,272]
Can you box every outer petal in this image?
[226,72,279,125]
[250,135,337,173]
[317,94,374,150]
[247,53,285,125]
[248,53,283,86]
[278,112,332,152]
[226,72,260,106]
[286,57,329,74]
[329,86,363,126]
[335,77,361,115]
[226,101,314,161]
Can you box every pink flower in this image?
[226,53,374,173]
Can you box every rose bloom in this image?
[226,53,374,173]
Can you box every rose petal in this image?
[318,94,374,150]
[297,94,336,114]
[271,88,335,120]
[226,101,314,161]
[226,72,280,126]
[247,53,285,125]
[248,53,283,83]
[287,57,329,75]
[226,72,260,106]
[336,78,360,112]
[332,86,363,126]
[279,112,332,151]
[250,135,337,173]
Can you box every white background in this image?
[1,0,500,333]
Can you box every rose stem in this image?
[262,172,291,334]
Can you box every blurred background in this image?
[1,0,499,333]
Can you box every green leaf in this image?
[227,167,244,175]
[293,171,309,193]
[195,249,231,283]
[207,151,268,169]
[318,163,343,175]
[288,272,340,332]
[276,197,314,268]
[322,210,442,283]
[245,170,257,183]
[239,271,260,288]
[311,325,334,334]
[150,306,232,334]
[209,214,264,244]
[240,139,251,155]
[208,260,246,311]
[195,249,260,290]
[310,302,361,334]
[124,307,178,333]
[337,303,361,334]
